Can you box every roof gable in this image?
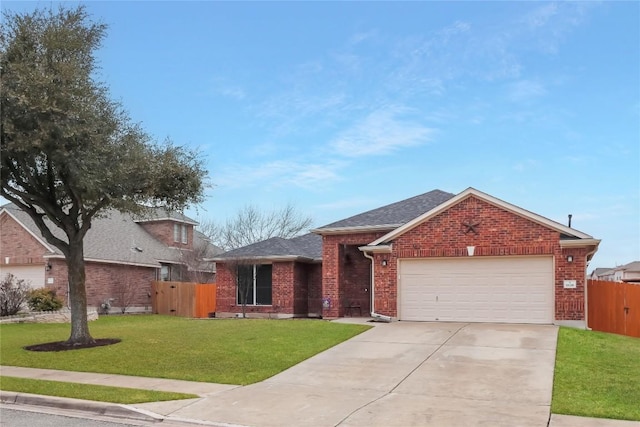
[0,207,56,254]
[313,189,455,234]
[370,187,594,246]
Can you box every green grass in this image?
[0,376,197,403]
[0,316,369,385]
[552,327,640,421]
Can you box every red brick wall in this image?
[293,263,309,315]
[368,196,585,320]
[44,259,155,312]
[306,263,323,316]
[1,212,49,264]
[139,220,193,249]
[321,232,386,317]
[216,261,313,317]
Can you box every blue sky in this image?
[4,1,639,270]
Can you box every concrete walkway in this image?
[1,321,638,427]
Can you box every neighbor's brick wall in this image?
[139,220,193,249]
[371,196,585,320]
[45,260,155,312]
[0,212,49,264]
[321,232,386,317]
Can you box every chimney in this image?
[568,214,572,228]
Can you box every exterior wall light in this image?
[566,255,573,263]
[381,259,388,266]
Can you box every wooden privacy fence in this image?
[152,281,216,318]
[588,279,640,338]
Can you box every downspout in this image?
[363,251,392,322]
[584,245,599,331]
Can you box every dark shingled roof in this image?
[316,189,455,230]
[213,233,322,261]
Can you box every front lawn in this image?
[552,327,640,421]
[0,316,369,385]
[0,376,197,403]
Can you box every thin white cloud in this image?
[513,159,538,172]
[508,80,547,103]
[215,158,347,191]
[330,107,435,157]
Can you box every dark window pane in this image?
[256,264,272,305]
[237,265,254,305]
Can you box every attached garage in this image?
[0,264,45,289]
[398,256,554,324]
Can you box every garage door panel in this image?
[399,257,553,324]
[0,265,45,289]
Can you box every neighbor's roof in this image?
[617,261,640,271]
[591,267,614,276]
[133,207,198,225]
[1,203,213,268]
[313,189,455,234]
[211,233,322,262]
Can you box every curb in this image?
[0,390,164,422]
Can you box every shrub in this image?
[0,273,29,316]
[27,288,64,312]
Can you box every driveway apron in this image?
[153,322,558,427]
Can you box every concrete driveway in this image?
[150,321,558,427]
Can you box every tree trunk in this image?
[66,238,94,345]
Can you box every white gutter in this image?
[362,251,391,323]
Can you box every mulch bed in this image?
[24,338,121,352]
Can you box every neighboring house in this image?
[0,203,221,312]
[591,261,640,283]
[213,187,600,327]
[589,267,614,281]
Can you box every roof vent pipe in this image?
[568,214,572,228]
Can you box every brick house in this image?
[0,203,220,313]
[212,188,600,327]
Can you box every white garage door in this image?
[0,265,45,289]
[399,256,553,324]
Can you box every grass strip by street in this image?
[0,376,197,403]
[552,327,640,421]
[0,315,370,385]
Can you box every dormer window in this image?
[174,223,188,244]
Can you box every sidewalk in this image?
[1,366,639,427]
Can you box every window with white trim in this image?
[173,223,188,244]
[181,224,188,244]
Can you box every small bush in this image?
[27,288,64,312]
[0,274,30,316]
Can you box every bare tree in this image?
[114,271,137,314]
[0,274,29,316]
[222,258,257,318]
[178,230,221,283]
[202,204,313,251]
